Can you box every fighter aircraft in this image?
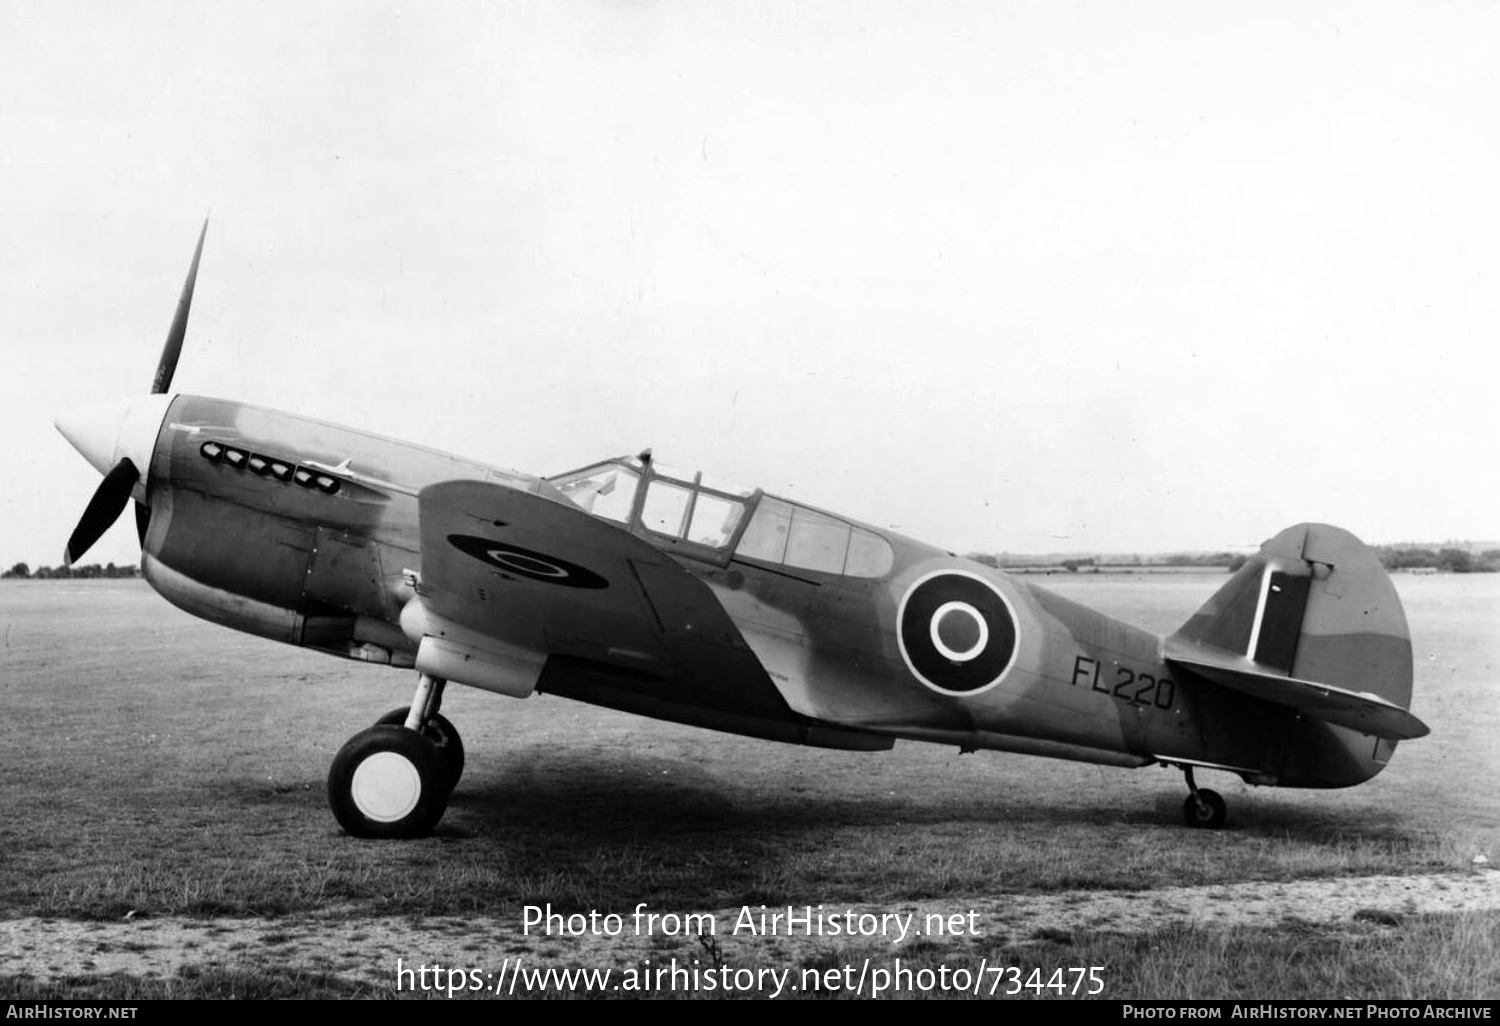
[55,224,1429,838]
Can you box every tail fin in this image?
[1165,523,1425,740]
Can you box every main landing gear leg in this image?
[1181,767,1227,829]
[326,672,464,839]
[385,674,465,792]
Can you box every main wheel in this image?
[328,725,449,839]
[1182,788,1227,829]
[376,707,464,792]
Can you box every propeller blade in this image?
[150,218,209,395]
[135,500,151,545]
[63,458,140,567]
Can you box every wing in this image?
[413,479,678,693]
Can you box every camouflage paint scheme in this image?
[130,393,1424,805]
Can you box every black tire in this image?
[328,725,448,839]
[376,707,465,792]
[1182,788,1227,829]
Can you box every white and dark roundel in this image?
[897,570,1019,695]
[447,534,608,589]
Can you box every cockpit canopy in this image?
[548,455,894,579]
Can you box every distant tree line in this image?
[1373,546,1499,573]
[965,547,1497,574]
[967,552,1249,572]
[2,562,140,579]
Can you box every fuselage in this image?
[64,392,1386,790]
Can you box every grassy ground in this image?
[0,573,1495,998]
[4,914,1497,1000]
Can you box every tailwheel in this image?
[1182,788,1226,829]
[328,725,448,839]
[377,707,464,792]
[1180,766,1227,829]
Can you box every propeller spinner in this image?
[57,219,208,566]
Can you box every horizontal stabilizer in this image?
[1165,638,1429,741]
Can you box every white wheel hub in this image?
[350,751,423,822]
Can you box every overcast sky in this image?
[3,2,1497,569]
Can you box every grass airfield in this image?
[0,573,1496,999]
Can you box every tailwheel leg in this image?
[1181,767,1227,829]
[327,673,455,839]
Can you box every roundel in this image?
[897,570,1019,696]
[447,534,609,589]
